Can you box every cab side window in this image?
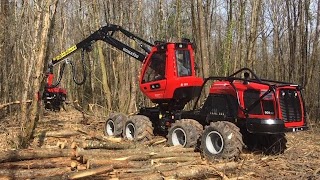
[176,50,192,77]
[142,52,166,83]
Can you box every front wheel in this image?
[123,115,154,141]
[201,121,243,161]
[167,119,203,148]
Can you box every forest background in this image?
[0,0,319,146]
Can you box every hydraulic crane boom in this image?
[43,24,154,111]
[51,23,153,66]
[47,23,154,87]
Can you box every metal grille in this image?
[279,89,302,122]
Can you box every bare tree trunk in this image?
[223,0,233,76]
[196,0,209,79]
[246,0,261,69]
[93,0,112,112]
[298,0,309,85]
[285,0,298,82]
[234,0,246,72]
[306,0,320,86]
[128,50,138,113]
[0,0,9,107]
[21,0,59,147]
[176,0,182,39]
[270,0,282,80]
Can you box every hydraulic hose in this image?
[46,62,66,88]
[69,49,87,85]
[46,49,87,88]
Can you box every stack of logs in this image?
[0,131,239,179]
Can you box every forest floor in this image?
[0,106,319,179]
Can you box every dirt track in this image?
[0,108,319,179]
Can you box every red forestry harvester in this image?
[44,24,308,160]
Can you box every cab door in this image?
[139,51,167,100]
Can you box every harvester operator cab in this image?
[139,40,203,110]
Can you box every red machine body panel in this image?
[209,80,306,129]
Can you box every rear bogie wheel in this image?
[201,121,243,161]
[123,115,154,141]
[104,113,127,137]
[167,119,203,148]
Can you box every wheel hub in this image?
[171,128,187,147]
[125,122,135,140]
[205,131,224,154]
[106,120,115,136]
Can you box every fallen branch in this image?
[0,100,32,110]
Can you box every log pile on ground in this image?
[0,128,238,180]
[1,109,320,179]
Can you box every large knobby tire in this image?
[123,115,154,141]
[244,133,287,155]
[167,119,203,148]
[104,113,127,137]
[201,121,244,161]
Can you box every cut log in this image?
[161,165,215,179]
[86,159,149,169]
[112,154,151,161]
[113,160,202,175]
[161,163,238,179]
[75,147,150,159]
[70,161,87,171]
[67,165,113,179]
[70,161,78,171]
[71,142,78,149]
[213,161,239,171]
[76,146,200,164]
[143,136,167,146]
[75,128,121,142]
[0,167,70,179]
[82,140,136,150]
[35,130,79,138]
[82,151,197,163]
[102,136,122,143]
[152,156,201,163]
[117,172,163,180]
[75,145,196,159]
[0,148,73,163]
[150,151,200,159]
[57,140,67,149]
[0,157,71,169]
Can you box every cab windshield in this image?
[142,52,166,83]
